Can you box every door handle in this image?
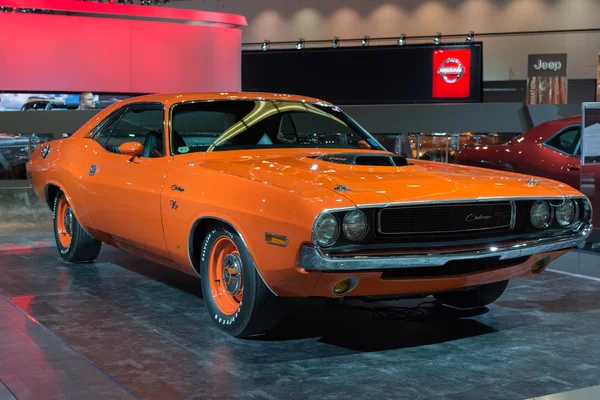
[567,164,580,171]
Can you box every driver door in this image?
[80,102,171,260]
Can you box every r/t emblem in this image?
[170,200,178,210]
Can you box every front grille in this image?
[377,202,513,235]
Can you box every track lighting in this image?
[249,30,481,51]
[398,33,406,46]
[333,36,340,48]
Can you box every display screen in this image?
[0,92,135,111]
[242,42,482,105]
[432,48,472,98]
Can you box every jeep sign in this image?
[527,53,568,104]
[528,54,567,77]
[533,59,562,72]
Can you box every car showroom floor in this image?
[0,230,599,400]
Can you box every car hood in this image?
[197,151,582,206]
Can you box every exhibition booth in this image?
[0,1,599,399]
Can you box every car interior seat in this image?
[172,130,187,153]
[142,130,164,158]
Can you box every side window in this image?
[93,104,164,157]
[22,101,47,111]
[545,126,581,156]
[92,110,126,149]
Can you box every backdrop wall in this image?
[0,1,247,93]
[169,0,600,81]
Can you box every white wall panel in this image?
[168,0,600,80]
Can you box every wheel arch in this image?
[188,216,278,296]
[44,183,61,211]
[43,182,95,239]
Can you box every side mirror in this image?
[118,142,144,157]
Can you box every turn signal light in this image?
[265,233,288,247]
[333,277,359,296]
[531,256,551,274]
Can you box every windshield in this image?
[170,100,385,154]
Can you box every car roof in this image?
[115,92,332,106]
[24,98,65,104]
[508,116,581,144]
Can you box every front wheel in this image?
[434,280,509,309]
[200,227,284,338]
[53,190,102,263]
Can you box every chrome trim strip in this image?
[317,196,586,214]
[572,200,580,227]
[375,202,513,235]
[299,225,591,271]
[509,200,517,231]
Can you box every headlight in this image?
[313,213,339,247]
[530,201,550,228]
[342,210,368,241]
[555,199,575,226]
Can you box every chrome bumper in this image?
[299,225,592,272]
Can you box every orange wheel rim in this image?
[56,196,73,248]
[208,236,244,316]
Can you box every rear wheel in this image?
[434,280,509,309]
[200,227,284,338]
[53,190,102,262]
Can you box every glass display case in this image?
[0,133,54,179]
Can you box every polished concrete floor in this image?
[0,239,599,399]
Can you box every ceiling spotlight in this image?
[261,40,270,51]
[433,32,441,45]
[361,35,369,47]
[333,36,340,48]
[466,31,474,42]
[398,33,406,46]
[296,38,305,50]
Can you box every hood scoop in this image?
[315,153,409,167]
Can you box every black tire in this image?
[434,280,509,309]
[199,227,285,338]
[53,190,102,263]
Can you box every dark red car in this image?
[456,116,598,232]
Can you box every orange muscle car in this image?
[26,92,593,337]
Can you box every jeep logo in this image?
[533,59,562,72]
